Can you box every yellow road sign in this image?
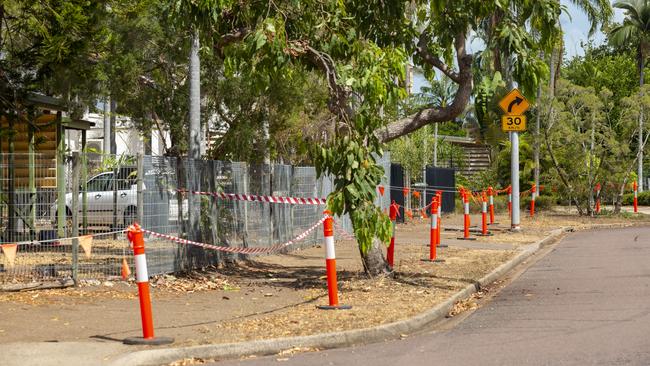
[501,115,527,132]
[499,88,530,115]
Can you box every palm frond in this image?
[569,0,614,36]
[609,23,640,46]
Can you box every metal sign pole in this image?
[511,131,520,230]
[500,88,528,232]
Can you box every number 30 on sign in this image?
[501,115,527,132]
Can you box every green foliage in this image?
[474,72,506,143]
[93,154,136,175]
[454,174,471,192]
[563,43,639,125]
[0,0,112,115]
[521,195,555,211]
[622,191,650,205]
[205,67,329,163]
[470,168,502,192]
[315,135,392,254]
[609,0,650,59]
[453,194,509,214]
[388,124,466,182]
[496,137,534,190]
[1,0,598,270]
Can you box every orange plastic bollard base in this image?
[317,304,352,310]
[420,258,445,263]
[123,336,174,346]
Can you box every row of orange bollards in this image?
[122,179,642,343]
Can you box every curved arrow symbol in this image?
[508,97,524,113]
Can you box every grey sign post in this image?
[499,89,530,231]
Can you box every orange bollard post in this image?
[387,201,399,269]
[488,186,495,225]
[595,183,601,214]
[507,186,512,218]
[318,212,351,310]
[458,190,476,241]
[530,184,536,217]
[436,191,447,248]
[422,197,444,263]
[633,181,638,213]
[477,192,492,236]
[124,224,173,345]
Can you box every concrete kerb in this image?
[111,228,567,366]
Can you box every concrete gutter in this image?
[112,228,566,366]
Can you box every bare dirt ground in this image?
[0,209,648,349]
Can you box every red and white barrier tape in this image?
[422,200,434,211]
[178,189,326,205]
[143,215,328,255]
[391,200,433,213]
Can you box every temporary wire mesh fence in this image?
[0,153,391,283]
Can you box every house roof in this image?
[61,117,95,131]
[24,93,66,110]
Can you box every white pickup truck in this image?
[50,169,186,228]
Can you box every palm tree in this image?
[609,0,650,192]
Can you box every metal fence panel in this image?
[0,152,391,282]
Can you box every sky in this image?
[561,0,625,59]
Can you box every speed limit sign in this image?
[501,115,527,132]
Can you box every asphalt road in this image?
[216,226,650,366]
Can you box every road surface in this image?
[216,226,650,366]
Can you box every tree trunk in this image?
[359,238,391,276]
[187,28,204,268]
[109,98,116,155]
[534,70,542,204]
[614,179,628,214]
[433,123,438,166]
[103,97,110,157]
[549,47,558,98]
[588,120,595,217]
[638,50,644,192]
[188,29,201,160]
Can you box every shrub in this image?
[622,191,650,206]
[521,194,555,211]
[454,193,509,214]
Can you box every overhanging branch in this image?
[416,32,460,83]
[377,32,472,143]
[214,27,249,57]
[301,44,354,123]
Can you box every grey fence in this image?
[0,152,390,283]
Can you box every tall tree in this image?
[609,0,650,192]
[0,0,571,276]
[188,29,201,245]
[183,0,566,275]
